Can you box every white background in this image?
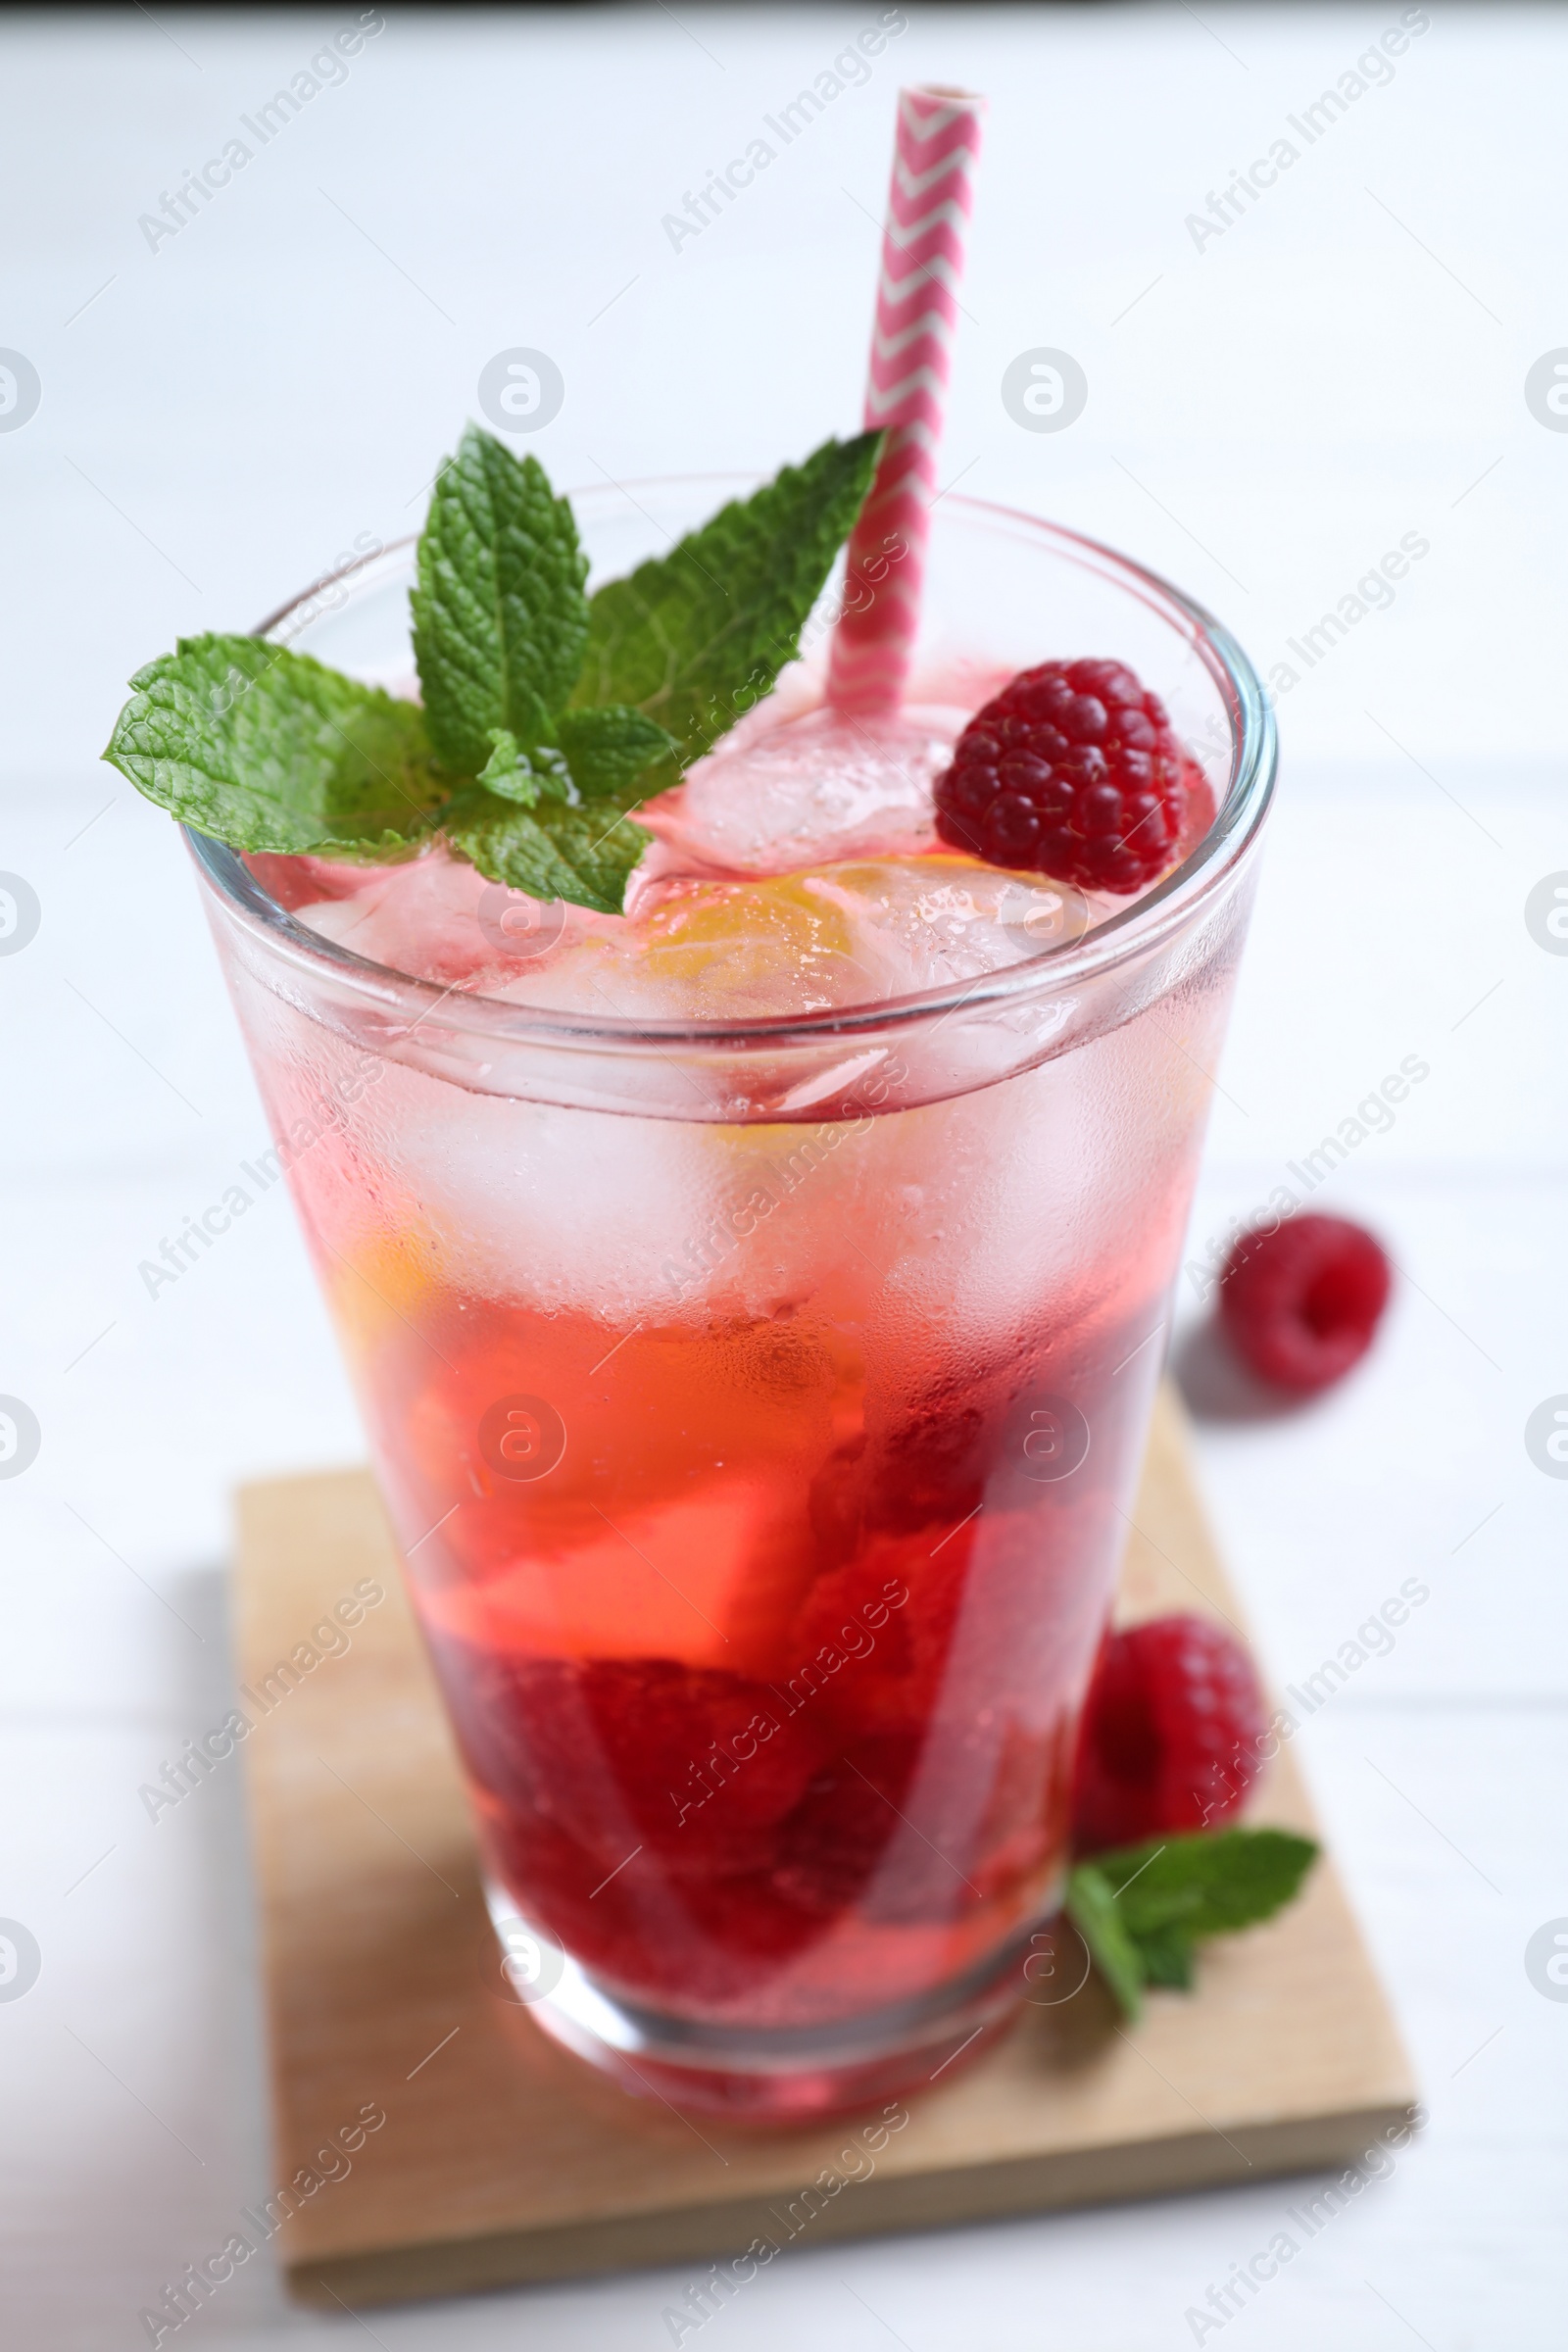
[2,5,1564,2346]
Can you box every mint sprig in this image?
[411,430,590,774]
[572,428,885,774]
[103,635,450,858]
[442,783,652,911]
[1066,1829,1319,2020]
[103,423,884,917]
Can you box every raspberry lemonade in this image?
[107,449,1275,2117]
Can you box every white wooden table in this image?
[1,9,1561,2345]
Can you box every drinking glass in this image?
[190,484,1275,2118]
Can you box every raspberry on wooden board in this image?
[1072,1613,1267,1853]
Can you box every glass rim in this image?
[186,483,1278,1053]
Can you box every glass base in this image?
[486,1880,1044,2122]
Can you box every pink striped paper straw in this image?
[826,84,986,716]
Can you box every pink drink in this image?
[195,488,1274,2116]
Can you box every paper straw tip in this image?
[904,82,987,110]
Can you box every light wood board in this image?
[232,1387,1417,2310]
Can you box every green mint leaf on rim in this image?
[555,706,676,805]
[103,635,449,858]
[476,727,573,807]
[1066,1829,1319,2020]
[411,425,589,773]
[445,787,649,918]
[101,426,886,919]
[571,429,884,766]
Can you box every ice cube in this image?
[273,667,1112,1019]
[647,704,968,877]
[478,858,1091,1026]
[797,861,1093,993]
[286,847,602,987]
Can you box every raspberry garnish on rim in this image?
[933,658,1207,894]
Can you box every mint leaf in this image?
[411,426,589,774]
[1106,1830,1319,1941]
[538,800,654,911]
[1066,1862,1147,2022]
[103,635,449,857]
[476,727,572,807]
[460,719,659,913]
[571,430,883,763]
[1067,1831,1319,2019]
[445,787,649,918]
[1132,1922,1196,1990]
[476,729,539,804]
[556,706,675,805]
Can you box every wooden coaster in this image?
[232,1388,1416,2310]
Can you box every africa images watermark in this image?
[669,1576,910,1831]
[137,10,385,254]
[1183,1053,1431,1304]
[1184,2104,1427,2342]
[138,2100,386,2346]
[137,1049,385,1300]
[1198,1576,1433,1832]
[274,530,384,636]
[1262,530,1430,708]
[661,1054,910,1301]
[1185,9,1432,256]
[661,2102,911,2342]
[136,1578,385,1824]
[662,7,908,253]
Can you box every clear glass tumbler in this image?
[190,484,1275,2119]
